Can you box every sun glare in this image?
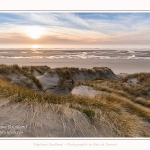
[26,26,44,39]
[32,45,40,48]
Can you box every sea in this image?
[0,48,150,59]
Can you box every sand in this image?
[36,72,59,93]
[0,58,150,74]
[0,99,106,137]
[71,85,106,97]
[127,78,138,86]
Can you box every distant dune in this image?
[0,64,150,137]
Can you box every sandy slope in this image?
[36,72,59,93]
[0,99,106,137]
[71,85,106,97]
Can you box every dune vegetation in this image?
[0,64,150,137]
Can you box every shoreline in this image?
[0,58,150,74]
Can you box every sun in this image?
[26,26,44,39]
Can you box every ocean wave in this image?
[1,55,150,60]
[128,50,135,53]
[0,49,150,60]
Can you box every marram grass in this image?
[1,69,150,136]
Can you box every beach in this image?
[1,58,150,74]
[0,49,150,74]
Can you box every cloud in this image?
[1,12,150,46]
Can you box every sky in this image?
[1,12,150,48]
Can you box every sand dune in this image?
[0,99,106,137]
[1,65,150,137]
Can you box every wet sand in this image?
[0,58,150,74]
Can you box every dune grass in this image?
[30,66,51,75]
[13,65,43,90]
[1,74,150,122]
[123,72,150,83]
[76,74,150,109]
[0,64,43,90]
[56,67,73,87]
[0,65,150,137]
[0,75,150,137]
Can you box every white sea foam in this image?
[128,50,135,53]
[1,55,150,60]
[0,49,150,60]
